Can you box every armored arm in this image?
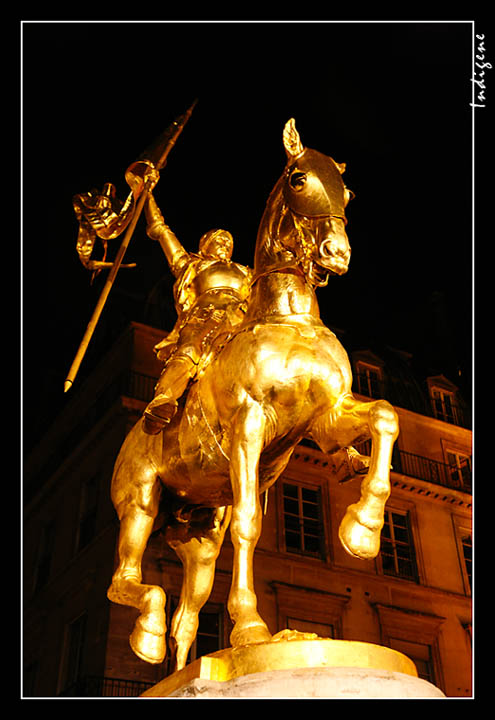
[145,192,189,277]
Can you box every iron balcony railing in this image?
[124,370,157,403]
[59,675,154,697]
[393,449,472,494]
[353,439,471,495]
[353,372,471,429]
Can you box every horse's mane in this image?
[254,174,295,273]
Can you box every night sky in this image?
[22,21,478,451]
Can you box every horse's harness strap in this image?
[250,263,303,289]
[197,382,231,463]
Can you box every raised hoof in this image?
[130,618,166,665]
[338,505,382,560]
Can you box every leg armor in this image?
[142,354,197,435]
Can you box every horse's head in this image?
[261,119,353,286]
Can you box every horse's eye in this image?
[344,187,355,206]
[289,171,307,191]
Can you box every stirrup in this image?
[142,401,178,435]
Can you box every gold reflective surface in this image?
[141,636,417,697]
[141,192,252,433]
[99,118,399,671]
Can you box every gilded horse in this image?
[107,119,399,671]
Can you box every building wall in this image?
[23,323,472,697]
[23,406,125,694]
[396,404,471,466]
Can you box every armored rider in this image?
[142,191,253,435]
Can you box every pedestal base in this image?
[167,666,445,698]
[141,636,445,699]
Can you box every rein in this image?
[249,203,344,292]
[249,262,304,290]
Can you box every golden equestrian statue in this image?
[72,116,399,672]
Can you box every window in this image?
[165,601,223,675]
[271,582,349,640]
[190,607,223,661]
[282,482,324,559]
[453,516,473,596]
[356,363,382,399]
[373,603,446,693]
[461,534,472,592]
[380,510,418,581]
[428,375,469,427]
[33,521,56,593]
[62,613,87,692]
[446,451,472,491]
[287,617,334,639]
[431,387,456,424]
[463,621,472,646]
[389,638,435,684]
[76,475,99,553]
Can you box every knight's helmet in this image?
[282,118,354,221]
[199,228,234,256]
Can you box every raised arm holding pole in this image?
[64,100,197,393]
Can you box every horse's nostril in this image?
[320,240,334,257]
[320,237,349,259]
[321,240,339,257]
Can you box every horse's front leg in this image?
[107,454,166,664]
[228,400,272,647]
[334,396,399,559]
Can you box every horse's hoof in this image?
[230,621,272,647]
[338,504,382,559]
[130,620,166,665]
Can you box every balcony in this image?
[124,370,157,403]
[353,439,471,495]
[59,675,154,697]
[353,372,471,429]
[393,449,472,494]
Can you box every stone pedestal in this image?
[141,636,445,699]
[166,666,445,698]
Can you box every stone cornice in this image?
[389,472,471,509]
[289,445,471,509]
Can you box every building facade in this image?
[23,322,472,697]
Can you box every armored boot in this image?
[143,355,197,435]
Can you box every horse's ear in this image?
[283,118,304,160]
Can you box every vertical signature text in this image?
[471,33,491,108]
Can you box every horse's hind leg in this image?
[107,462,166,664]
[165,506,231,671]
